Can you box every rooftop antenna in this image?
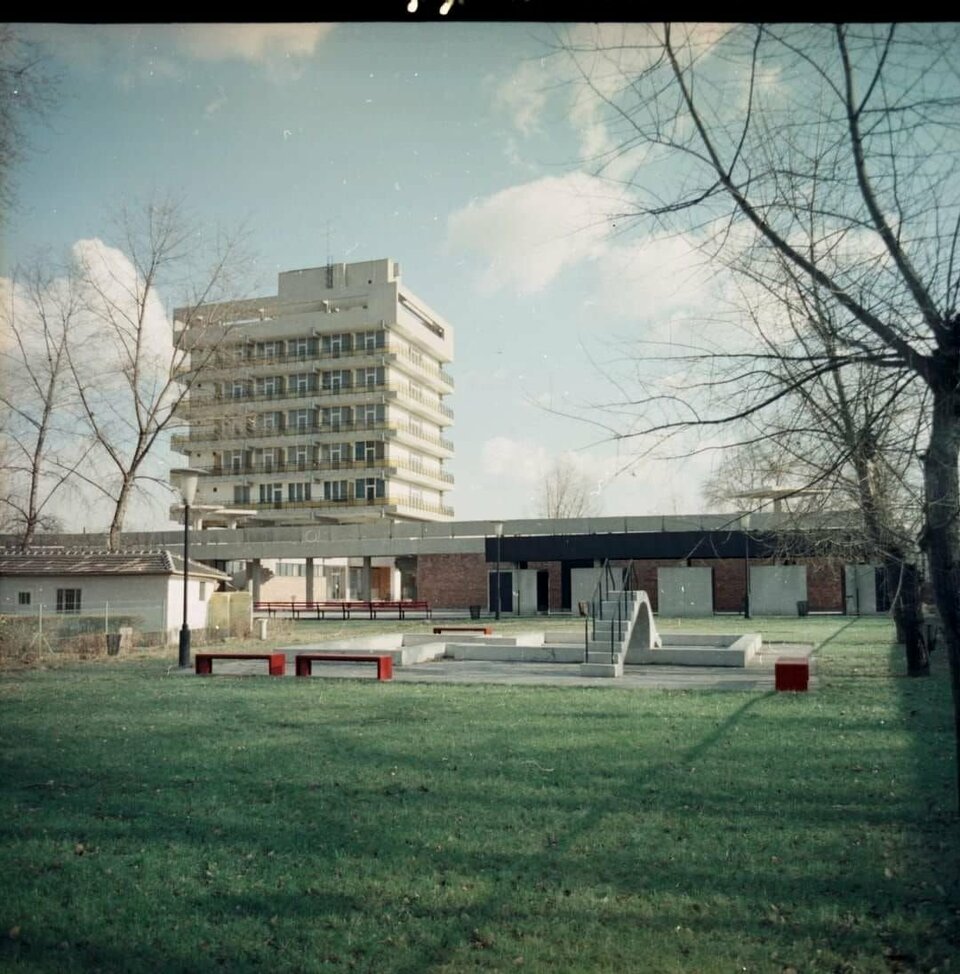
[325,220,335,288]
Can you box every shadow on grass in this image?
[3,629,960,972]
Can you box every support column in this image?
[247,559,262,603]
[305,557,315,604]
[361,556,373,600]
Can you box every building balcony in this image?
[174,382,453,421]
[174,338,454,389]
[172,420,454,457]
[193,456,454,485]
[239,495,455,522]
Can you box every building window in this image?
[356,477,385,501]
[291,372,311,394]
[288,409,311,432]
[288,444,310,468]
[230,380,247,399]
[324,480,349,501]
[356,330,385,351]
[56,588,81,614]
[259,483,283,504]
[17,592,30,606]
[288,482,312,502]
[229,450,244,474]
[233,485,251,504]
[324,406,352,430]
[256,340,281,359]
[289,337,309,358]
[360,403,385,426]
[259,411,281,432]
[355,440,383,463]
[358,366,382,387]
[257,375,282,397]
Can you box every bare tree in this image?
[537,455,602,519]
[557,24,960,800]
[0,25,58,218]
[64,197,251,549]
[0,260,90,547]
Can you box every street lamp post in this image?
[171,468,201,669]
[494,521,504,621]
[742,512,751,620]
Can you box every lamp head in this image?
[170,468,203,507]
[493,521,504,537]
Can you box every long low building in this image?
[1,512,891,617]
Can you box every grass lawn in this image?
[1,616,958,972]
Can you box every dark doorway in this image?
[488,570,513,614]
[536,570,549,612]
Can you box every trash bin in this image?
[105,633,121,656]
[469,605,481,620]
[797,600,809,617]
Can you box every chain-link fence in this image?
[0,601,166,663]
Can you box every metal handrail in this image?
[584,559,637,663]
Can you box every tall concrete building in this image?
[171,258,454,527]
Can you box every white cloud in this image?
[482,436,550,484]
[446,172,630,295]
[174,24,335,64]
[493,59,550,135]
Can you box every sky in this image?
[3,22,725,533]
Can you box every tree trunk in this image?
[108,480,133,552]
[890,559,929,677]
[922,381,960,813]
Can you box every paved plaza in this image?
[186,643,815,691]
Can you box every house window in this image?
[56,588,82,614]
[288,482,312,502]
[17,592,30,606]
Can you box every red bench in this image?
[433,626,493,636]
[775,657,810,692]
[254,600,432,620]
[294,653,393,681]
[195,652,286,676]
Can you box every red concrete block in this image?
[775,657,809,692]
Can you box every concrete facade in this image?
[171,258,455,527]
[657,566,714,616]
[6,511,875,615]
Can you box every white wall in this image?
[0,573,218,642]
[749,566,808,616]
[658,567,713,616]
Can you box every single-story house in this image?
[0,548,230,643]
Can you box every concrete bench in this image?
[775,657,809,692]
[195,652,286,676]
[294,653,393,681]
[433,626,493,636]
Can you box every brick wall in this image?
[526,561,563,610]
[417,553,489,609]
[799,558,845,611]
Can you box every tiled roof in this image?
[0,548,228,580]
